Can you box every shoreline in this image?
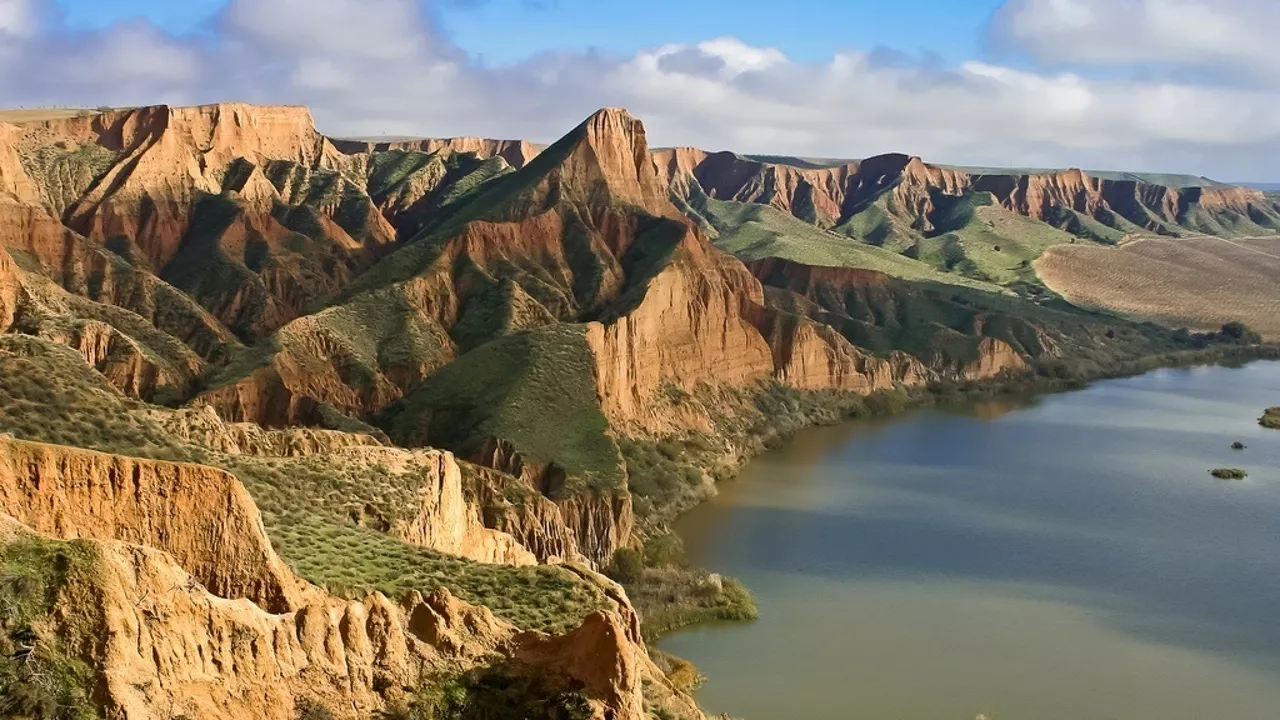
[633,342,1280,646]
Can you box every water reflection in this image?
[661,362,1280,720]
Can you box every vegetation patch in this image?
[380,324,624,492]
[1210,468,1248,480]
[379,666,593,720]
[1259,407,1280,430]
[0,534,103,720]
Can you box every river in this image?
[659,362,1280,720]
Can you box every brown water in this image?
[660,363,1280,720]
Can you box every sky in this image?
[2,0,1278,180]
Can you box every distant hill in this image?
[1238,182,1280,192]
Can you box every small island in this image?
[1259,407,1280,429]
[1210,468,1248,480]
[1232,442,1247,450]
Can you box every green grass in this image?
[837,198,921,252]
[380,324,624,491]
[267,516,604,633]
[916,192,1100,286]
[625,568,757,642]
[0,336,189,456]
[0,534,103,720]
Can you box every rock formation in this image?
[0,433,702,720]
[658,148,1280,237]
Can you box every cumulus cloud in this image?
[992,0,1280,83]
[0,0,1277,180]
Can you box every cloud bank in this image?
[0,0,1277,180]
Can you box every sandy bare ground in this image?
[1035,235,1280,339]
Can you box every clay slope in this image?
[0,434,702,720]
[0,104,527,345]
[659,149,1280,241]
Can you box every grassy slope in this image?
[379,324,624,491]
[682,189,1002,293]
[0,336,607,632]
[916,193,1107,286]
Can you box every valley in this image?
[0,101,1276,719]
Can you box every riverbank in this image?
[656,359,1280,719]
[621,341,1280,643]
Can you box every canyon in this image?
[0,101,1271,718]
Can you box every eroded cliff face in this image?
[0,434,306,612]
[2,103,483,345]
[585,229,775,429]
[664,149,1280,237]
[354,446,539,566]
[0,435,703,720]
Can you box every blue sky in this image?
[53,0,1003,65]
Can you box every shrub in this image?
[606,548,644,584]
[643,532,685,569]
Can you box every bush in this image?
[606,548,644,584]
[643,532,685,569]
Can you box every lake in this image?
[659,362,1280,720]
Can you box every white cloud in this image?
[992,0,1280,83]
[224,0,430,62]
[0,0,1277,180]
[0,0,35,40]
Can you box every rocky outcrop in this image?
[333,136,540,169]
[34,104,340,270]
[466,441,633,566]
[759,309,926,392]
[1,104,408,341]
[0,434,306,612]
[962,336,1028,378]
[375,447,538,566]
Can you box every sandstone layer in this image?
[0,433,702,720]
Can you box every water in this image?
[660,363,1280,720]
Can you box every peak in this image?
[576,107,645,151]
[499,107,674,217]
[587,107,634,121]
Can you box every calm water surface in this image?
[660,363,1280,720]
